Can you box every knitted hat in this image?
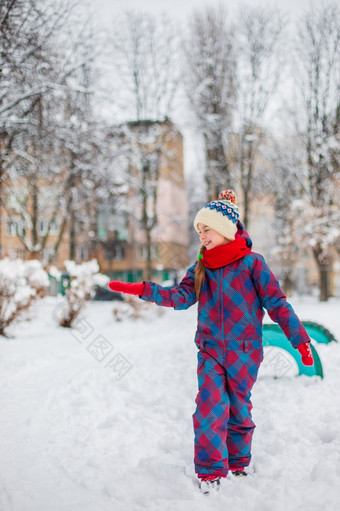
[194,190,239,240]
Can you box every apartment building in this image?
[0,119,190,283]
[93,119,190,281]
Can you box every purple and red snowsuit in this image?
[140,223,310,477]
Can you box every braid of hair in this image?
[194,245,206,300]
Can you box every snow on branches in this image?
[51,260,109,328]
[0,259,49,336]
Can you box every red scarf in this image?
[202,238,251,269]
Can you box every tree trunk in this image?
[31,171,39,252]
[145,227,152,281]
[318,263,330,302]
[69,206,76,260]
[241,138,254,229]
[283,273,293,297]
[0,156,3,259]
[313,246,330,302]
[243,185,249,229]
[68,154,77,261]
[140,152,159,282]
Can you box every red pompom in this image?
[218,190,237,204]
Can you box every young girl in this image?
[108,190,313,495]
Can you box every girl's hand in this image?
[297,342,314,366]
[108,281,145,296]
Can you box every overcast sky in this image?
[93,0,315,24]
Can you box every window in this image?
[139,244,158,260]
[50,219,58,234]
[7,220,25,236]
[105,244,126,261]
[113,245,125,260]
[78,246,89,261]
[42,248,56,265]
[7,221,17,236]
[37,218,59,235]
[139,245,147,260]
[39,220,46,234]
[75,246,89,261]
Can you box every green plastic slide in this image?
[302,321,338,345]
[261,321,337,379]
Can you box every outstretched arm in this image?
[108,263,197,311]
[252,255,313,366]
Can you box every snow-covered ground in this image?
[0,295,340,511]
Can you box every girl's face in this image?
[197,223,231,250]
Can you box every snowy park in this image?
[1,0,340,509]
[1,294,340,511]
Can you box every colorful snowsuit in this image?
[140,224,310,476]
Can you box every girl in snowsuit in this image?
[108,190,314,494]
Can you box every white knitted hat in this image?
[194,190,239,241]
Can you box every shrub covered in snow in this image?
[0,258,49,336]
[51,260,109,328]
[113,295,165,321]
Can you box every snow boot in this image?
[231,467,247,477]
[198,475,221,495]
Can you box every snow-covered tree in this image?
[0,0,106,263]
[0,258,49,336]
[232,5,287,227]
[117,120,179,281]
[266,137,307,294]
[51,260,109,328]
[110,10,181,122]
[184,4,236,200]
[292,3,340,301]
[0,0,70,256]
[53,33,104,262]
[105,12,184,280]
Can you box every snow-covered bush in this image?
[0,258,49,336]
[113,295,164,321]
[51,260,109,328]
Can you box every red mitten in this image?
[297,342,314,366]
[108,281,145,296]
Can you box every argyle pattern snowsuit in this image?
[140,223,310,476]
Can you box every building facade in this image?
[94,120,190,282]
[0,119,189,283]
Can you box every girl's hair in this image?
[194,245,206,300]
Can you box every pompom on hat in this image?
[194,190,239,241]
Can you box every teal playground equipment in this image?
[262,321,338,379]
[301,321,338,345]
